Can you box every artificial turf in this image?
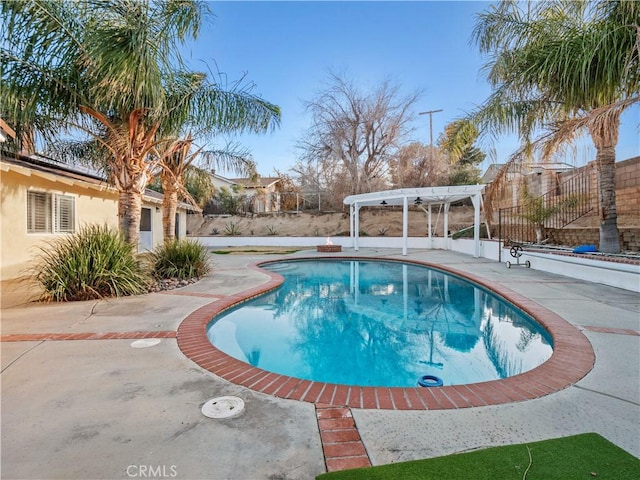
[316,433,639,480]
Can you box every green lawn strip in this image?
[211,248,302,255]
[317,433,639,480]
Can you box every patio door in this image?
[138,207,153,252]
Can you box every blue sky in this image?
[184,1,639,177]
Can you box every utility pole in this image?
[419,109,443,186]
[418,109,443,148]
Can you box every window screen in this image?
[27,191,75,234]
[140,208,152,232]
[27,191,52,233]
[55,195,75,233]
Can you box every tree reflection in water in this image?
[208,260,553,387]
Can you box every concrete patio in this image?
[1,249,638,479]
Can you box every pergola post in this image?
[353,203,360,251]
[443,203,450,249]
[402,196,408,256]
[427,204,432,248]
[349,203,354,241]
[471,193,481,258]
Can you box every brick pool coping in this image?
[176,256,596,410]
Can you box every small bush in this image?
[33,224,149,301]
[377,226,389,236]
[151,239,210,280]
[267,225,279,235]
[224,221,242,236]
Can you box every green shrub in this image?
[151,239,210,280]
[224,221,242,236]
[33,224,149,302]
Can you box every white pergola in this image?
[343,184,485,257]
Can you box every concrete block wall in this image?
[616,185,640,217]
[547,227,640,252]
[496,156,639,217]
[616,156,640,189]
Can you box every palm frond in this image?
[439,118,480,164]
[198,142,256,177]
[538,96,640,158]
[483,140,535,224]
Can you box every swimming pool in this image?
[206,259,553,387]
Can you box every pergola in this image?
[343,184,486,257]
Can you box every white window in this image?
[55,194,75,233]
[27,191,75,234]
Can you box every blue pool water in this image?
[207,260,553,387]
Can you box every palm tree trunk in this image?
[589,115,621,254]
[595,145,620,253]
[118,191,143,249]
[20,127,36,154]
[162,189,178,242]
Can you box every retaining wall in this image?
[547,227,640,252]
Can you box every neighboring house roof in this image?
[142,187,198,212]
[530,162,576,174]
[1,151,112,192]
[482,162,577,184]
[481,163,532,184]
[209,172,239,187]
[481,164,504,184]
[1,151,200,212]
[208,171,281,191]
[230,177,281,189]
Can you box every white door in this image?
[138,207,153,252]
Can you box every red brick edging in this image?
[316,404,371,472]
[176,257,597,410]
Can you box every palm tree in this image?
[472,0,639,253]
[154,71,278,241]
[438,119,485,185]
[2,0,280,248]
[155,136,256,241]
[1,0,206,246]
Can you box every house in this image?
[481,162,576,209]
[207,172,283,213]
[1,151,194,307]
[230,176,282,213]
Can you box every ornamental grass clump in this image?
[151,239,210,280]
[33,224,150,302]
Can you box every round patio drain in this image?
[201,396,245,419]
[130,338,162,348]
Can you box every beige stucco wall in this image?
[1,168,119,279]
[1,162,193,307]
[1,167,118,306]
[145,202,165,251]
[137,200,188,250]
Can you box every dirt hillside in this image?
[187,206,477,238]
